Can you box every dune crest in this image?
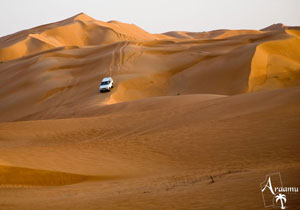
[0,13,156,62]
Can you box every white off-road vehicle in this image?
[99,77,114,92]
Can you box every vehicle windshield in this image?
[101,81,110,85]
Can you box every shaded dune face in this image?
[0,165,114,187]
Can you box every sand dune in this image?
[0,14,300,209]
[0,21,297,122]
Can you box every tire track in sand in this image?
[106,41,144,78]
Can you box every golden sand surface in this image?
[0,13,299,210]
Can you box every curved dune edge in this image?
[248,30,300,92]
[107,77,227,103]
[0,165,117,187]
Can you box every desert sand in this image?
[0,13,300,210]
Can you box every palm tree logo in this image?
[275,193,287,209]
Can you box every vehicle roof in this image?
[102,77,113,81]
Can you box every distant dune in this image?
[0,13,300,210]
[261,23,300,31]
[163,29,263,39]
